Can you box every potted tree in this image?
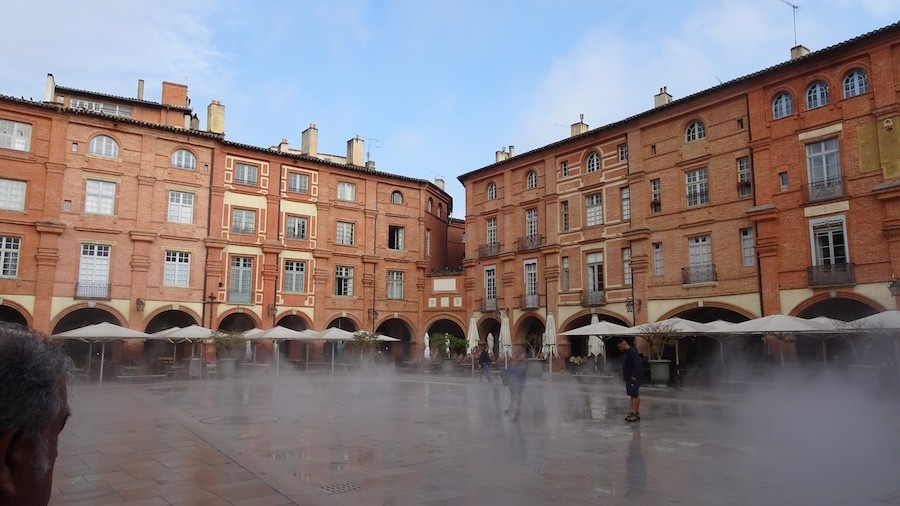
[524,330,546,377]
[429,332,466,374]
[213,331,246,379]
[639,322,679,387]
[350,330,381,367]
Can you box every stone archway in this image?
[0,305,28,327]
[795,297,880,364]
[376,318,412,359]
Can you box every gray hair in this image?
[0,323,69,478]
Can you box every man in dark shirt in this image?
[617,337,642,422]
[478,344,492,382]
[500,359,526,421]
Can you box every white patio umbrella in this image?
[708,314,834,366]
[624,317,713,373]
[466,314,479,375]
[149,327,183,360]
[499,310,513,367]
[253,326,319,374]
[543,312,558,376]
[315,327,358,374]
[849,310,900,381]
[423,332,431,361]
[52,322,151,383]
[560,319,631,336]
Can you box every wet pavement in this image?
[51,367,900,505]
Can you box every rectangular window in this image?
[653,242,664,276]
[560,201,569,232]
[231,209,256,234]
[337,181,356,201]
[387,270,404,300]
[586,194,603,226]
[77,244,110,298]
[167,190,194,224]
[288,172,309,193]
[586,252,604,302]
[335,265,354,296]
[806,138,842,200]
[484,266,497,310]
[686,235,714,283]
[740,228,755,267]
[651,179,662,214]
[560,160,569,177]
[234,163,258,186]
[618,143,628,161]
[525,208,537,237]
[811,217,847,266]
[779,171,789,192]
[0,120,32,152]
[0,179,26,211]
[561,256,569,291]
[229,256,253,303]
[425,229,432,257]
[737,156,752,198]
[0,236,20,277]
[623,247,632,286]
[388,225,405,250]
[286,216,308,240]
[686,168,709,207]
[85,180,116,215]
[163,251,191,287]
[620,187,631,220]
[524,260,538,308]
[70,99,131,118]
[336,221,355,245]
[284,260,306,293]
[486,217,497,245]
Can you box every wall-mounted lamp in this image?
[268,304,278,316]
[889,277,900,297]
[135,298,145,312]
[625,298,642,313]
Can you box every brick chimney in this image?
[137,79,145,101]
[301,124,318,157]
[571,115,588,136]
[207,100,225,134]
[347,135,364,166]
[161,81,188,107]
[790,44,809,60]
[654,86,673,108]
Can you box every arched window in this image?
[685,121,706,142]
[526,170,538,189]
[843,69,868,98]
[437,203,443,218]
[171,149,196,170]
[426,198,433,212]
[89,135,118,158]
[772,92,793,119]
[487,182,497,200]
[391,190,403,204]
[586,153,600,173]
[806,81,829,109]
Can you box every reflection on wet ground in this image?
[53,371,900,505]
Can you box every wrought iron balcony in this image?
[682,263,717,284]
[807,262,854,287]
[74,282,111,300]
[516,234,545,252]
[519,293,540,310]
[478,242,502,258]
[805,176,844,202]
[480,297,498,312]
[581,289,606,306]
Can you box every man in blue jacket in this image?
[617,337,642,422]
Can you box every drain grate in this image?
[321,482,363,494]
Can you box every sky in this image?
[3,0,899,216]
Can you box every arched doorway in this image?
[670,307,753,384]
[796,297,879,364]
[144,309,199,366]
[561,313,629,361]
[376,318,412,359]
[0,305,28,326]
[518,315,545,359]
[219,312,256,332]
[52,308,124,382]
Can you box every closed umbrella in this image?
[543,312,558,376]
[466,314,479,375]
[487,332,494,355]
[424,332,431,361]
[499,310,512,367]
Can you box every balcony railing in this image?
[581,289,606,306]
[480,298,498,312]
[519,293,540,310]
[75,282,111,300]
[516,235,545,252]
[478,242,502,258]
[805,176,844,202]
[807,262,855,286]
[682,263,717,284]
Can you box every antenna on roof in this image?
[779,0,800,46]
[363,136,380,164]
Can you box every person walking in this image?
[478,344,492,382]
[500,357,526,421]
[617,337,642,422]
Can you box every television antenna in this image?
[779,0,800,46]
[363,136,380,164]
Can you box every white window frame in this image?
[809,215,848,267]
[486,217,497,245]
[163,251,191,287]
[689,235,712,268]
[171,149,196,170]
[484,266,497,306]
[167,190,194,224]
[85,180,116,215]
[623,247,632,286]
[288,172,309,194]
[561,256,570,291]
[737,157,752,198]
[560,161,569,177]
[231,209,256,234]
[526,170,538,189]
[772,92,793,119]
[524,259,538,307]
[586,252,604,294]
[387,270,404,300]
[618,143,628,161]
[686,121,705,142]
[487,182,497,200]
[586,152,600,173]
[234,163,258,186]
[335,265,354,296]
[560,201,569,231]
[391,190,403,204]
[388,225,405,250]
[585,194,603,226]
[0,120,32,152]
[286,215,308,240]
[806,81,829,110]
[77,244,110,298]
[651,179,662,214]
[686,168,709,207]
[425,229,431,257]
[843,69,868,98]
[653,242,664,276]
[336,221,355,245]
[620,187,631,220]
[0,236,20,277]
[283,260,306,293]
[229,256,253,304]
[337,181,356,201]
[89,135,119,158]
[0,179,26,211]
[525,208,538,238]
[740,228,755,267]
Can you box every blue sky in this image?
[3,1,899,215]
